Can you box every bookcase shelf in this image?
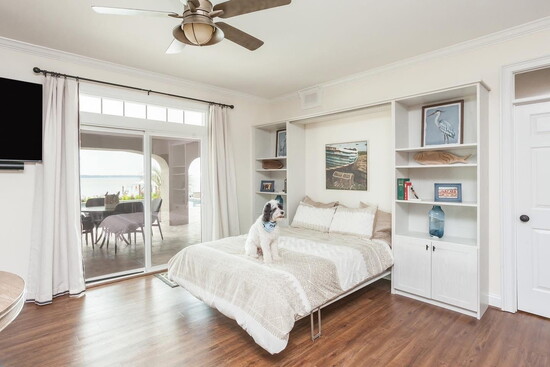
[395,143,478,153]
[252,122,305,225]
[395,199,477,207]
[256,191,287,196]
[392,81,489,320]
[395,164,477,169]
[256,156,287,161]
[394,230,477,247]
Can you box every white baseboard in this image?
[488,293,502,309]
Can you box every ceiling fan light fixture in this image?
[183,22,215,45]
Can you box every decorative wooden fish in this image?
[413,151,472,165]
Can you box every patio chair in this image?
[152,198,164,240]
[85,197,105,207]
[114,201,144,214]
[81,214,95,248]
[84,197,107,243]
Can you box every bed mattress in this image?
[167,227,393,354]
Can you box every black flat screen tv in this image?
[0,76,43,162]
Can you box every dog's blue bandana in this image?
[263,221,277,233]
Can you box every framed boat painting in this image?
[325,141,368,190]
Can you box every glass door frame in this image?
[80,126,207,282]
[145,131,207,272]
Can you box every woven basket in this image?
[262,160,284,169]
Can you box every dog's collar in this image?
[262,221,277,233]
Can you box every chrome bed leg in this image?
[310,307,322,341]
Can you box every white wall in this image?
[302,106,392,211]
[267,27,550,305]
[0,39,267,280]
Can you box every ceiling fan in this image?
[92,0,292,53]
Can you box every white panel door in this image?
[431,241,477,311]
[393,236,431,298]
[516,102,550,318]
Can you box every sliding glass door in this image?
[80,130,145,280]
[79,129,204,280]
[150,136,202,267]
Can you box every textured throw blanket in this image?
[167,227,393,354]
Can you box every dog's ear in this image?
[262,202,272,222]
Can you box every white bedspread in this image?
[167,227,393,354]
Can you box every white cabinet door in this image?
[393,236,431,298]
[431,241,478,311]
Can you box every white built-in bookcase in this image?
[253,82,489,319]
[391,82,490,319]
[252,121,305,226]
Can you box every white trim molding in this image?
[488,294,502,309]
[500,54,550,313]
[0,36,268,104]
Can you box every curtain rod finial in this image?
[33,67,41,74]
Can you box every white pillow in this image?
[329,205,378,239]
[291,201,336,232]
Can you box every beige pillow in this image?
[328,205,377,239]
[372,209,392,246]
[291,201,337,232]
[302,195,339,208]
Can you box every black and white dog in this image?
[245,199,285,263]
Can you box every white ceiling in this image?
[1,0,550,98]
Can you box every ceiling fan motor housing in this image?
[174,0,224,46]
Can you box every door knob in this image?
[520,215,530,222]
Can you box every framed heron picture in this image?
[422,100,464,146]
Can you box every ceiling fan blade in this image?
[213,0,291,19]
[165,39,186,54]
[92,6,178,17]
[215,22,263,51]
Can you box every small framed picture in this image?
[422,100,464,146]
[260,180,275,192]
[276,129,287,157]
[434,183,462,202]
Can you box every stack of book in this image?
[397,178,420,201]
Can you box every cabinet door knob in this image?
[520,215,530,222]
[426,244,429,251]
[433,245,436,252]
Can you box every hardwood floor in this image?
[0,277,549,367]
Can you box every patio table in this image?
[98,212,145,253]
[81,205,116,244]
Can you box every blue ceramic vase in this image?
[428,205,445,238]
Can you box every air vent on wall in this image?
[298,86,322,110]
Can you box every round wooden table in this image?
[0,271,25,332]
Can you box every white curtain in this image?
[205,105,240,240]
[27,76,85,305]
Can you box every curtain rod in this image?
[32,67,234,109]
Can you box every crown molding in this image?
[0,36,269,104]
[272,16,550,102]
